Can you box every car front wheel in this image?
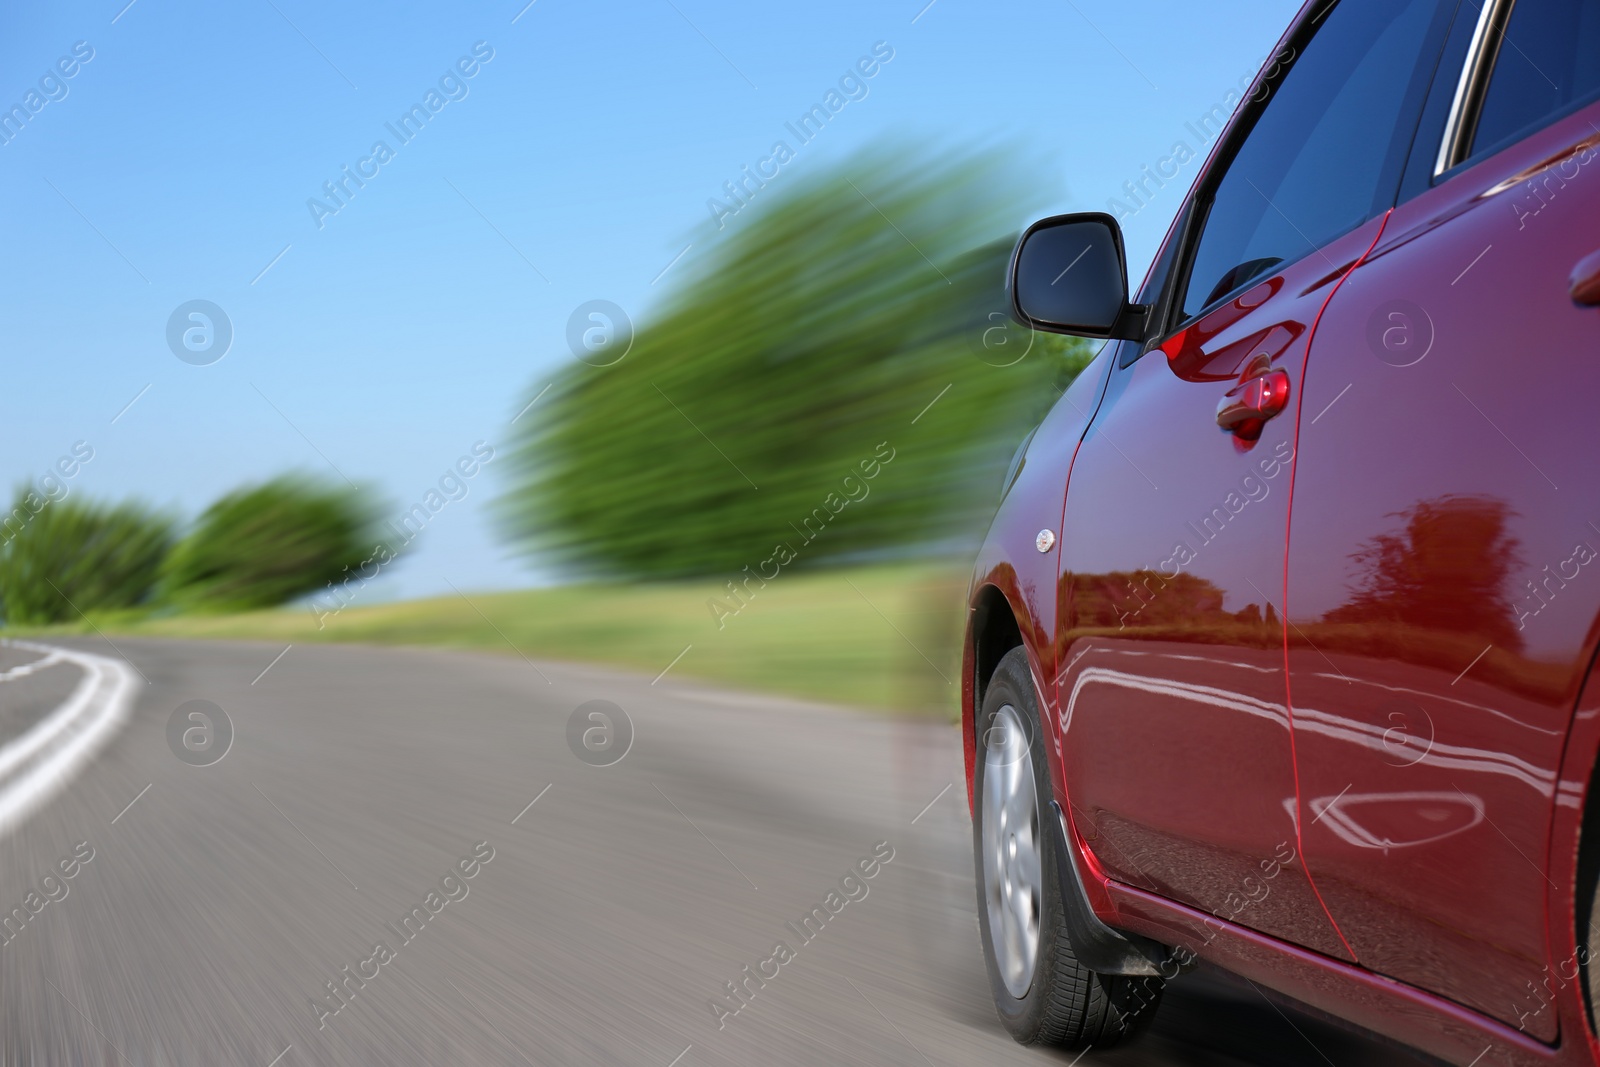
[973,646,1163,1048]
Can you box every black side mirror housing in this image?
[1009,212,1148,340]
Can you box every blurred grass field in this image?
[13,564,968,716]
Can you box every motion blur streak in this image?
[0,637,1426,1064]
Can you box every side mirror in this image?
[1009,213,1147,340]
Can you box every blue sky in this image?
[0,0,1300,600]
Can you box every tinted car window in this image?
[1181,0,1442,320]
[1120,207,1188,367]
[1470,0,1600,157]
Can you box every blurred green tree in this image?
[0,491,173,624]
[502,145,1093,579]
[161,475,389,611]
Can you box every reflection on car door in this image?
[1056,0,1451,960]
[1284,0,1600,1037]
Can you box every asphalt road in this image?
[0,637,1433,1066]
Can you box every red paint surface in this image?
[963,3,1600,1059]
[1282,104,1600,1039]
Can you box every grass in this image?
[10,564,969,715]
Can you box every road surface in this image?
[0,638,1428,1066]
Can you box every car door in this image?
[1283,0,1600,1039]
[1055,0,1453,959]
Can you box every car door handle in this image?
[1217,365,1290,434]
[1572,248,1600,307]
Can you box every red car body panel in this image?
[1106,879,1558,1066]
[964,1,1600,1063]
[1284,100,1600,1038]
[962,342,1114,821]
[1050,213,1389,962]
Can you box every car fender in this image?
[964,342,1115,816]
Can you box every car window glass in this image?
[1120,215,1186,367]
[1470,0,1600,157]
[1181,0,1442,321]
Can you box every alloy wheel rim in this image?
[982,703,1042,999]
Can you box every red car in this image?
[967,0,1600,1062]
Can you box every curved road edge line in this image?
[0,640,140,836]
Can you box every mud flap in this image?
[1049,800,1171,977]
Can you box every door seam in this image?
[1279,207,1395,965]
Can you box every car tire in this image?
[974,646,1163,1048]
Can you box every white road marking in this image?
[0,641,139,837]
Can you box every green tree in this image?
[0,490,173,624]
[502,145,1092,579]
[161,475,390,611]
